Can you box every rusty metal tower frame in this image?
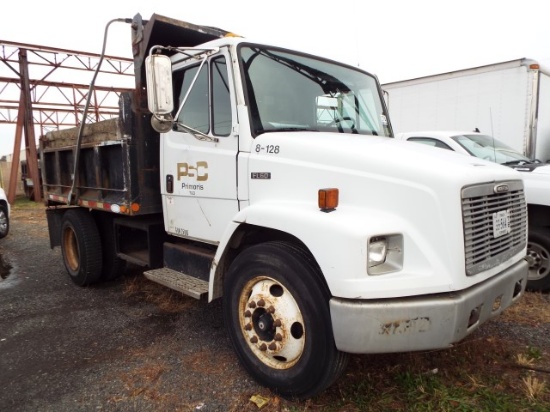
[0,40,134,203]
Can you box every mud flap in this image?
[46,208,66,248]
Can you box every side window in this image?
[174,64,209,133]
[408,137,453,150]
[212,56,232,136]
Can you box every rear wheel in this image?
[223,242,348,400]
[61,209,102,286]
[526,228,550,292]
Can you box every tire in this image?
[0,205,9,239]
[526,228,550,292]
[223,242,349,400]
[96,215,126,281]
[60,209,102,286]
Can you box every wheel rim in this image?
[238,276,305,369]
[62,225,80,272]
[0,210,7,235]
[527,241,550,281]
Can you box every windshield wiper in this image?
[262,127,319,133]
[501,160,531,166]
[501,160,536,166]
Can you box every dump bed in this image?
[40,94,162,215]
[39,13,232,216]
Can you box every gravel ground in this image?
[1,203,549,411]
[0,205,264,411]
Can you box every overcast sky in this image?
[2,0,550,157]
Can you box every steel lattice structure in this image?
[0,40,134,203]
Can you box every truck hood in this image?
[250,132,521,189]
[248,131,523,241]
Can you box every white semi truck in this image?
[40,14,529,399]
[383,58,550,161]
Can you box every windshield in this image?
[239,45,391,137]
[452,134,532,164]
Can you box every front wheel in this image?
[223,242,348,400]
[526,228,550,292]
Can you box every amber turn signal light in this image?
[318,188,339,212]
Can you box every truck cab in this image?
[149,37,391,245]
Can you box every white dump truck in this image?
[40,13,529,399]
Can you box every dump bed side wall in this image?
[40,93,162,215]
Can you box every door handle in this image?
[166,175,174,193]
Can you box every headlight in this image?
[368,234,403,275]
[368,237,388,266]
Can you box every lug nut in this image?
[257,299,265,307]
[274,319,282,327]
[267,305,275,313]
[244,310,252,317]
[248,301,256,308]
[259,343,267,351]
[268,342,277,350]
[250,336,258,343]
[275,333,282,341]
[244,323,252,331]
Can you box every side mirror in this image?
[145,54,174,132]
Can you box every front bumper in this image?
[330,259,528,354]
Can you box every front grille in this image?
[462,180,527,276]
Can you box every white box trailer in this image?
[383,58,550,161]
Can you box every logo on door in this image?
[177,161,209,181]
[177,161,208,193]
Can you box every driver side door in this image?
[161,50,239,243]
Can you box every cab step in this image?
[143,267,208,300]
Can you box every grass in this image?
[11,195,43,209]
[501,291,550,324]
[315,341,549,412]
[312,293,550,412]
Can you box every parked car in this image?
[0,187,10,238]
[395,130,550,292]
